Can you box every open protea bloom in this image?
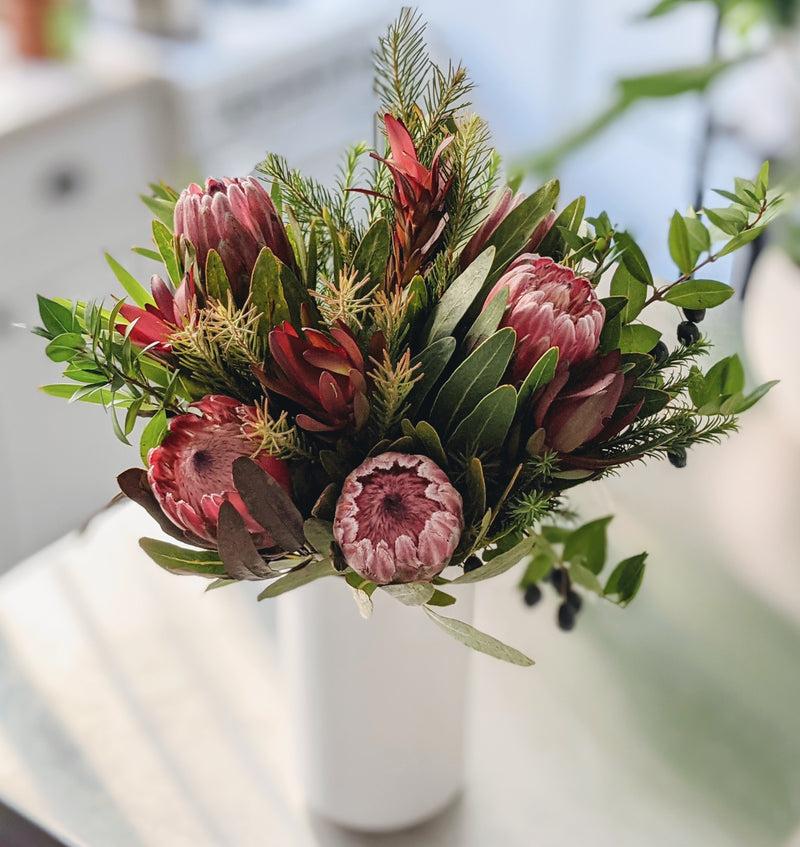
[117,271,197,355]
[148,394,291,546]
[533,350,641,463]
[333,452,463,585]
[460,187,556,270]
[174,176,295,305]
[484,254,605,384]
[373,114,452,287]
[260,321,369,433]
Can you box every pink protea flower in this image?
[117,270,197,355]
[148,394,291,547]
[533,350,641,463]
[484,254,605,384]
[174,176,295,305]
[333,452,463,585]
[460,187,556,269]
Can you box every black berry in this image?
[682,307,706,323]
[549,568,567,593]
[463,555,482,573]
[649,340,669,366]
[557,602,576,631]
[668,447,687,468]
[677,321,700,345]
[523,584,542,607]
[566,589,582,612]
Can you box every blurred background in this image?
[1,0,797,570]
[1,1,800,844]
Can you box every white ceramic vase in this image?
[277,577,474,832]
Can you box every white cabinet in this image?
[0,78,170,569]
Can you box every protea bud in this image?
[533,351,640,462]
[148,394,291,546]
[460,187,556,270]
[174,176,295,305]
[333,452,463,585]
[485,254,605,384]
[372,114,453,288]
[117,270,197,355]
[260,321,369,433]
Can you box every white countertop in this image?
[1,427,799,847]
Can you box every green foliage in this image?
[32,10,786,662]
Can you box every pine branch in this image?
[368,349,421,439]
[312,267,373,331]
[444,114,499,252]
[245,402,312,461]
[169,300,264,401]
[257,154,336,227]
[373,8,431,126]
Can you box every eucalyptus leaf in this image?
[139,537,226,577]
[382,582,436,606]
[258,558,337,599]
[408,336,457,416]
[430,328,516,434]
[486,179,559,276]
[217,501,276,580]
[423,247,495,344]
[232,457,306,551]
[352,218,391,289]
[423,607,534,666]
[449,384,517,455]
[452,535,537,584]
[516,347,559,410]
[304,518,334,556]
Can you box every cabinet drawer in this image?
[1,83,166,247]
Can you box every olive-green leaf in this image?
[408,336,457,416]
[139,537,227,578]
[430,328,516,434]
[382,582,436,606]
[352,217,391,290]
[486,179,559,276]
[423,607,534,666]
[516,347,559,410]
[139,410,167,466]
[452,535,537,584]
[423,247,495,344]
[449,384,517,455]
[257,558,337,599]
[463,285,508,352]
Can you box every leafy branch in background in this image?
[515,0,798,179]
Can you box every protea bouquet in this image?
[34,10,780,666]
